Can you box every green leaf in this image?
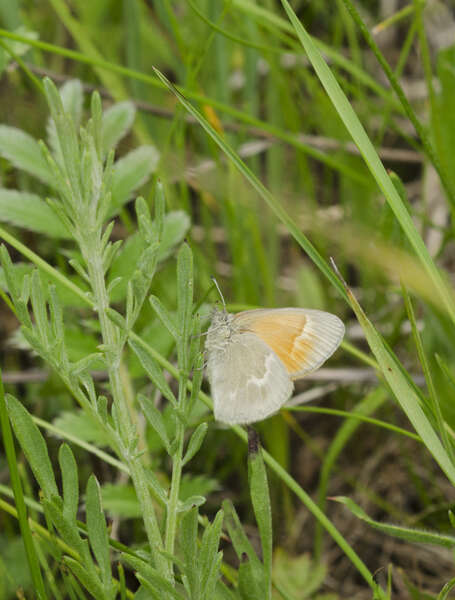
[180,507,199,599]
[182,423,208,466]
[101,101,136,157]
[128,337,177,406]
[248,431,272,599]
[0,125,52,185]
[273,549,327,600]
[108,211,190,302]
[101,483,141,518]
[199,509,224,597]
[43,497,86,558]
[6,394,58,499]
[62,556,104,599]
[238,554,266,600]
[149,295,179,341]
[59,444,79,525]
[122,554,185,600]
[333,496,455,548]
[138,394,171,453]
[156,211,190,262]
[0,190,69,238]
[52,410,111,447]
[177,242,193,344]
[86,475,111,588]
[47,79,83,163]
[177,495,206,513]
[109,146,160,216]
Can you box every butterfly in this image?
[205,307,345,425]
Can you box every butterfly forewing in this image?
[233,308,345,379]
[207,330,293,424]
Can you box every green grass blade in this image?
[338,274,455,486]
[333,496,455,548]
[153,67,348,302]
[279,0,455,326]
[0,374,48,600]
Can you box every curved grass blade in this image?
[279,0,455,326]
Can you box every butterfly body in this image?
[206,307,345,425]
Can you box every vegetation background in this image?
[0,0,455,598]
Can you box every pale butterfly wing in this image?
[207,330,293,425]
[233,308,344,379]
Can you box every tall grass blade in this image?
[279,0,455,326]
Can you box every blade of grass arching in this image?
[0,372,48,600]
[153,67,349,303]
[279,0,455,327]
[402,284,455,466]
[339,0,455,209]
[287,404,421,444]
[312,388,388,560]
[332,265,455,487]
[0,29,369,187]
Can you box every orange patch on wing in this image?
[236,311,311,374]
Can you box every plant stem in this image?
[164,420,185,582]
[82,241,168,577]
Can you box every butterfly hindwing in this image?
[207,330,293,424]
[233,308,345,379]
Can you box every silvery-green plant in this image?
[0,78,277,599]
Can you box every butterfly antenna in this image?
[210,276,226,309]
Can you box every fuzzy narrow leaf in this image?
[238,556,266,600]
[248,431,272,599]
[0,125,53,185]
[62,556,105,599]
[47,79,83,163]
[182,423,208,466]
[109,146,160,216]
[177,242,193,342]
[145,471,168,506]
[177,495,206,513]
[122,554,185,600]
[222,500,258,562]
[342,282,455,486]
[59,444,79,524]
[0,190,69,238]
[199,509,224,593]
[128,338,177,406]
[6,394,58,499]
[101,101,135,157]
[86,475,112,588]
[43,497,86,558]
[138,394,171,453]
[334,496,455,548]
[30,271,50,349]
[149,295,179,341]
[180,506,199,598]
